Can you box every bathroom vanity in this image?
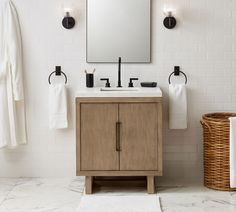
[76,88,163,194]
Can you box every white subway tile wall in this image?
[0,0,235,180]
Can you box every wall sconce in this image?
[62,8,75,29]
[163,8,176,29]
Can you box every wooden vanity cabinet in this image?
[76,97,162,194]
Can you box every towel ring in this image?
[168,66,187,85]
[48,66,67,84]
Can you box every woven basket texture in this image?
[201,113,236,191]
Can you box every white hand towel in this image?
[169,84,187,129]
[230,117,236,188]
[49,84,68,129]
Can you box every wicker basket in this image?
[201,113,236,191]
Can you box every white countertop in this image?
[76,87,162,98]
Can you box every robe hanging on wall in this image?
[0,0,27,148]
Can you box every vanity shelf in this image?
[76,91,163,194]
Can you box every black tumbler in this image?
[86,74,94,88]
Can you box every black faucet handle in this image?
[128,78,139,87]
[100,78,111,87]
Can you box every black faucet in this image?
[117,57,122,87]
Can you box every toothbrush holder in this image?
[86,73,94,88]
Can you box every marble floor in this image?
[0,177,236,212]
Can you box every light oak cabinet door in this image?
[119,103,158,171]
[80,104,119,171]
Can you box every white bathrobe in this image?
[0,0,27,148]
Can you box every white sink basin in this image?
[77,87,163,98]
[100,87,140,92]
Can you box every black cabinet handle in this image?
[116,122,121,151]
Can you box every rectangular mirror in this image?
[87,0,151,63]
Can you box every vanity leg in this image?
[85,176,93,194]
[147,176,155,194]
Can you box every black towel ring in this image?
[168,66,187,85]
[48,66,67,84]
